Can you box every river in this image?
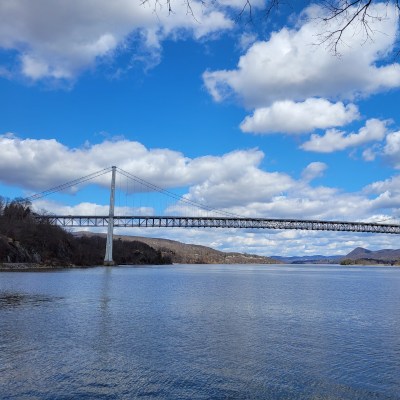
[1,264,400,399]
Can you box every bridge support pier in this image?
[104,166,116,266]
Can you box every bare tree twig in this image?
[138,0,400,55]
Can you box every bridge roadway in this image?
[34,215,400,234]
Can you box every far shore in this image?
[1,262,400,272]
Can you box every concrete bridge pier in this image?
[104,166,116,266]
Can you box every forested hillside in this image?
[0,197,171,268]
[78,232,280,264]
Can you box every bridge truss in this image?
[34,215,400,234]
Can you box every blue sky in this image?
[0,0,400,256]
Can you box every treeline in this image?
[340,258,400,266]
[0,197,171,266]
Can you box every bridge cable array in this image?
[20,166,243,219]
[116,167,242,219]
[21,167,112,203]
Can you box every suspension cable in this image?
[21,167,112,202]
[117,167,243,218]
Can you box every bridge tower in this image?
[104,166,116,266]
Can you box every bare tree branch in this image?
[237,0,253,24]
[315,0,397,55]
[138,0,400,55]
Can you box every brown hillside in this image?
[77,232,280,264]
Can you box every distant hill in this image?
[275,247,400,266]
[77,232,280,265]
[272,255,343,264]
[341,247,400,265]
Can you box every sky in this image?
[0,0,400,257]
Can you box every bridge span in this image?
[25,166,400,265]
[34,215,400,235]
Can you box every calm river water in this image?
[1,264,400,399]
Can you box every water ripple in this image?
[0,264,399,399]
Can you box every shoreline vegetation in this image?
[1,197,399,271]
[0,198,171,269]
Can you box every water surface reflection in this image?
[1,264,399,399]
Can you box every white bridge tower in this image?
[104,166,116,266]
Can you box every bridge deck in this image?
[34,215,400,234]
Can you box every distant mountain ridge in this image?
[272,255,343,264]
[274,247,400,266]
[346,247,400,259]
[342,247,400,265]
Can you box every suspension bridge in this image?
[22,166,400,265]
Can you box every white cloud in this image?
[362,147,378,162]
[365,174,400,195]
[240,99,360,134]
[301,162,327,182]
[0,0,233,80]
[203,3,400,108]
[301,119,388,153]
[217,0,264,9]
[382,130,400,168]
[0,134,279,196]
[358,174,400,215]
[237,32,258,51]
[33,200,153,217]
[20,55,54,80]
[181,166,294,209]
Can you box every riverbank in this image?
[0,262,78,272]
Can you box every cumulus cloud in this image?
[237,32,258,51]
[0,0,233,80]
[217,0,264,9]
[301,162,327,182]
[33,200,154,217]
[381,130,400,168]
[240,99,360,134]
[301,119,389,153]
[181,166,294,209]
[0,133,282,199]
[365,174,400,195]
[362,147,378,162]
[203,3,400,108]
[362,175,400,215]
[203,2,400,146]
